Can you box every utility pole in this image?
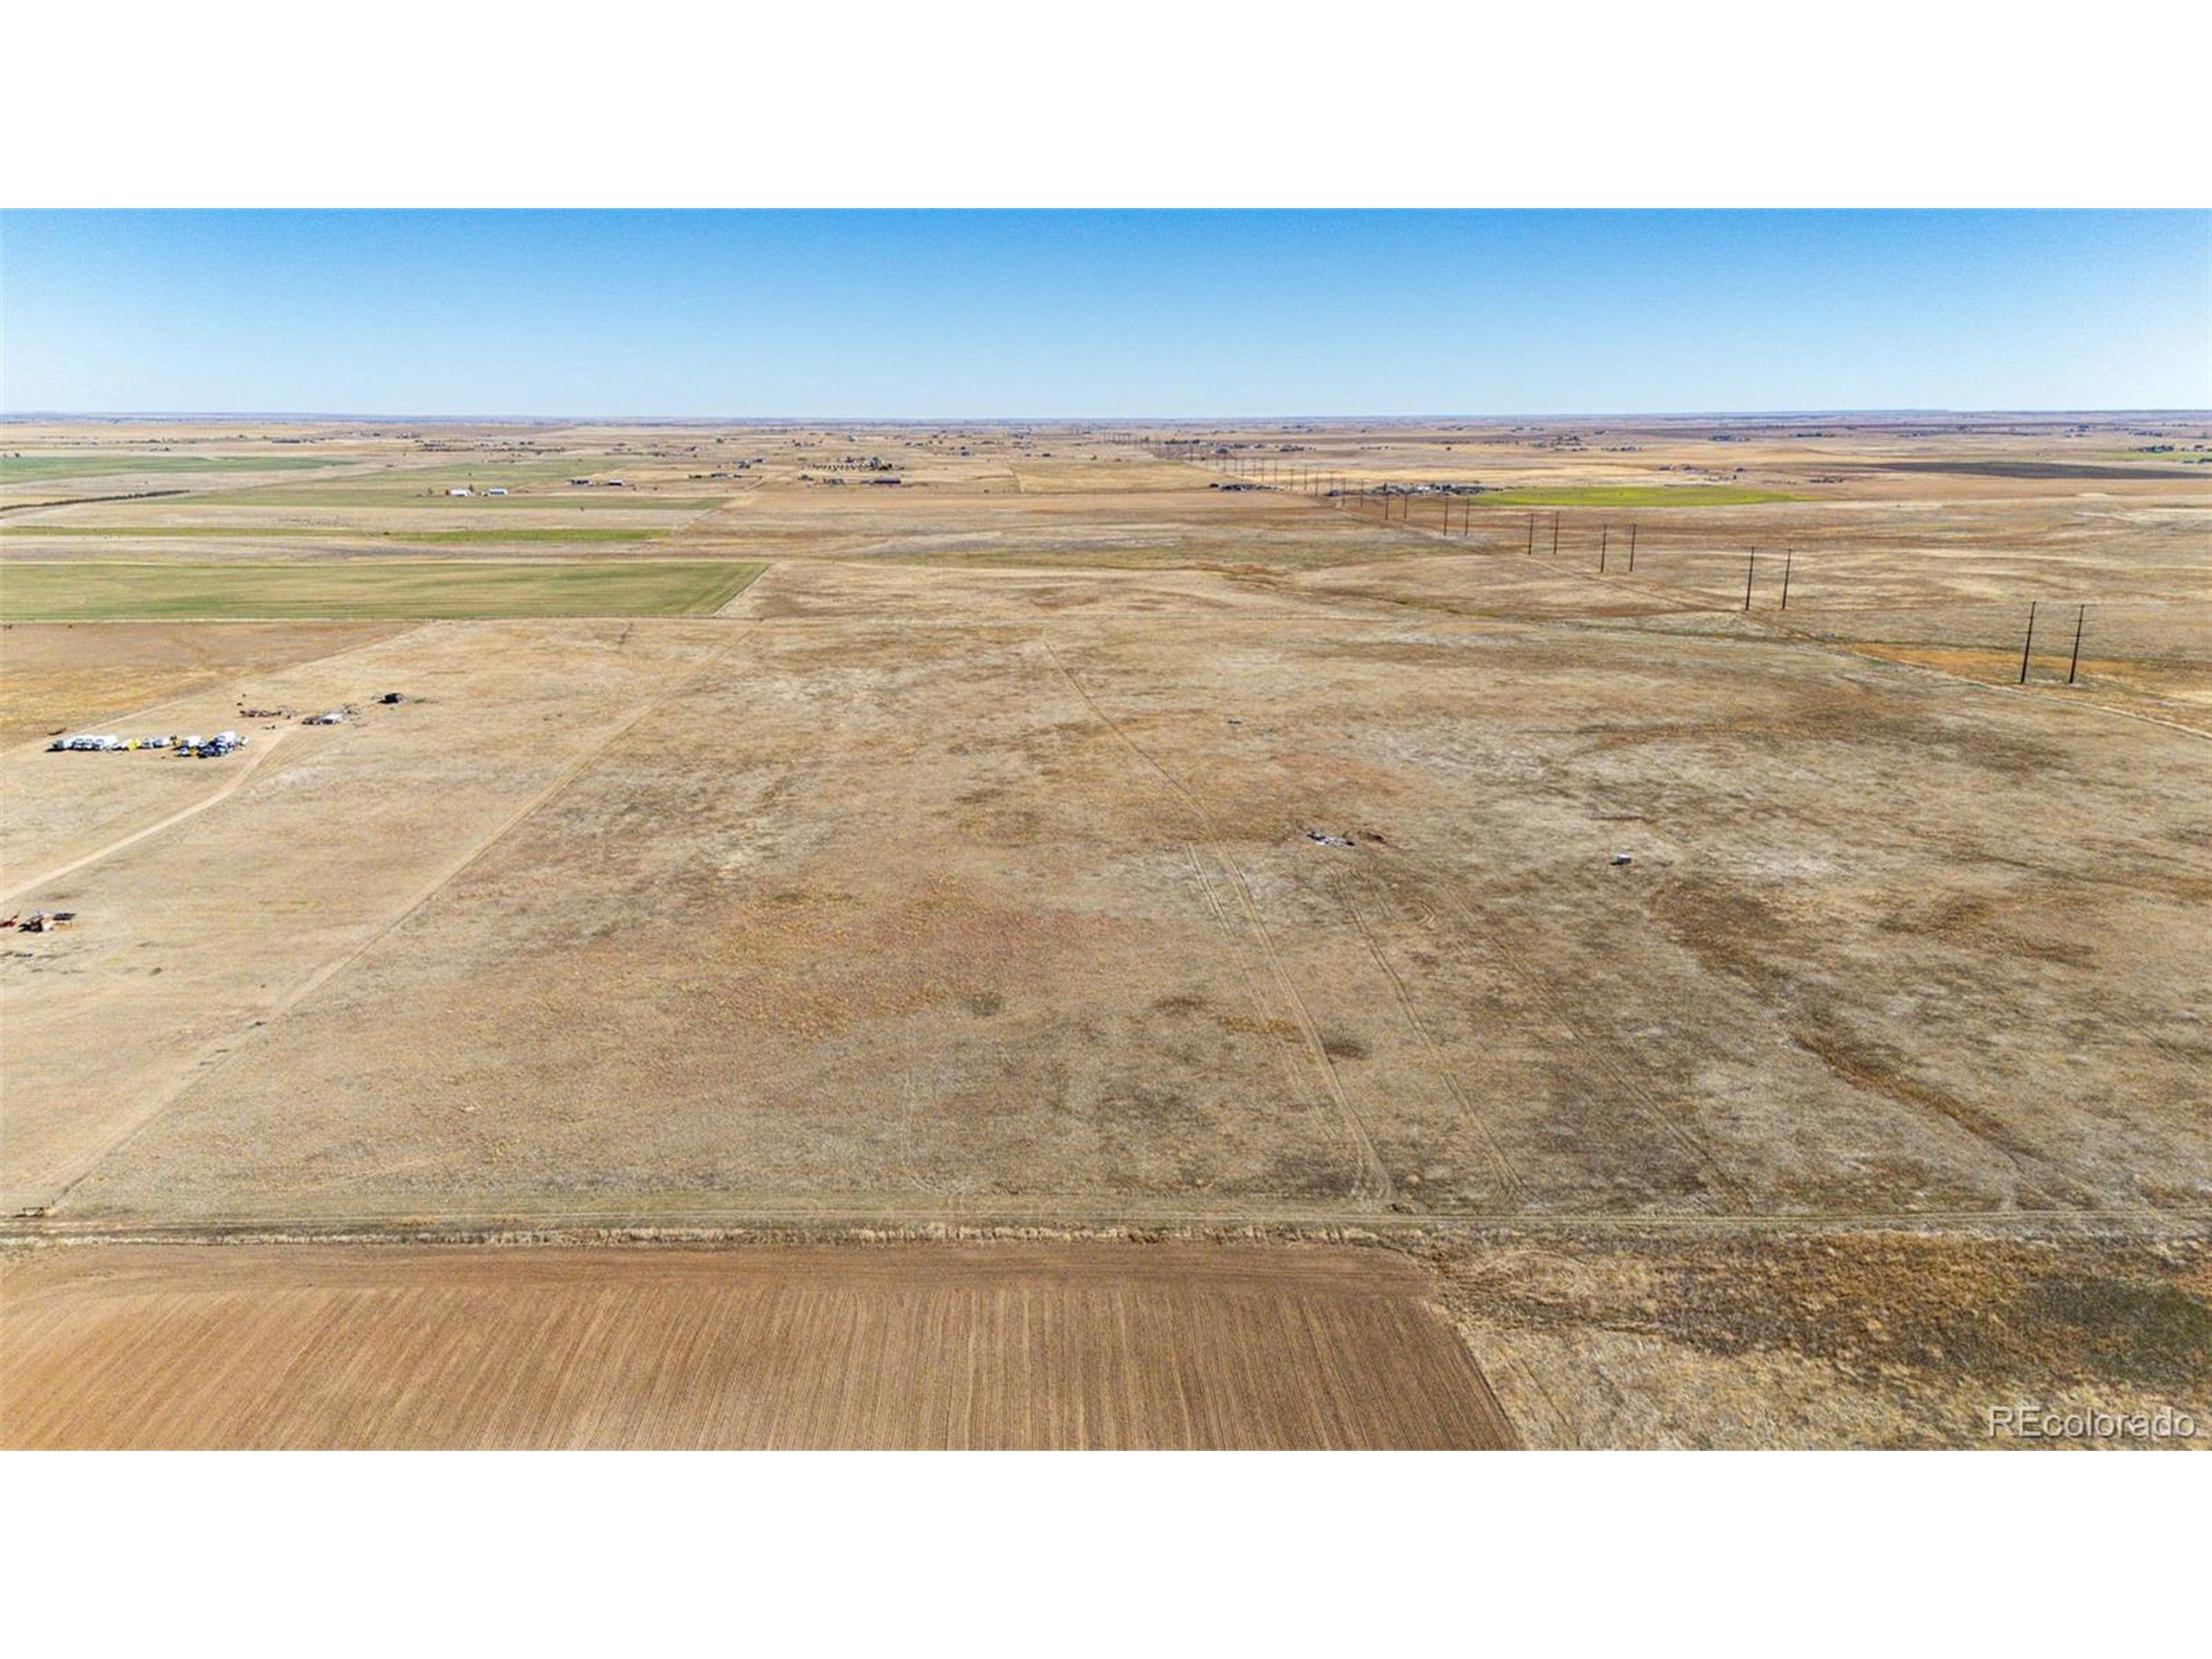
[1627,523,1637,573]
[2019,601,2037,684]
[1550,513,1560,556]
[1600,525,1609,572]
[1780,547,1792,611]
[1526,512,1535,555]
[1744,550,1756,611]
[2069,604,2086,684]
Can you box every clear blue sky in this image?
[3,211,2205,417]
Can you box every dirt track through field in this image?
[0,1243,1519,1449]
[3,728,293,906]
[1038,637,1395,1205]
[28,623,763,1217]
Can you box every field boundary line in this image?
[10,1203,2207,1246]
[37,624,765,1217]
[710,561,777,615]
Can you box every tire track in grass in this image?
[1372,848,1750,1212]
[3,727,295,905]
[39,622,764,1217]
[1037,637,1393,1205]
[1338,875,1528,1203]
[1180,841,1326,1141]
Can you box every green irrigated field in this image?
[1475,486,1800,507]
[0,454,351,484]
[173,488,730,510]
[0,559,767,620]
[7,525,667,544]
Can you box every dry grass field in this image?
[1431,1226,2211,1449]
[3,413,2207,1446]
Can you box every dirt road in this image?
[2,727,293,906]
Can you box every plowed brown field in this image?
[0,1243,1517,1449]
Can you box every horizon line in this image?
[6,407,2209,426]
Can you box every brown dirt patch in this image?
[0,1242,1517,1449]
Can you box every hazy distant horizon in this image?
[7,407,2209,428]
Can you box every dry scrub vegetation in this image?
[3,413,2207,1446]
